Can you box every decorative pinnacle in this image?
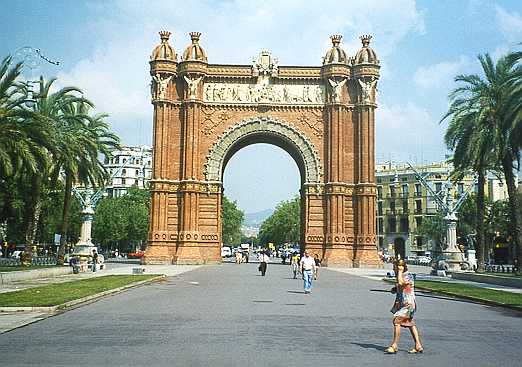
[159,31,171,43]
[330,34,342,46]
[360,34,372,47]
[190,32,201,43]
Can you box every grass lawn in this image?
[414,280,522,310]
[0,275,160,307]
[0,265,61,272]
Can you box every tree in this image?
[54,102,120,264]
[93,187,150,253]
[221,196,244,245]
[415,214,446,253]
[443,51,522,272]
[442,69,498,272]
[258,196,300,247]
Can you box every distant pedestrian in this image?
[290,252,300,279]
[313,254,321,280]
[92,249,98,273]
[386,259,423,354]
[259,251,269,276]
[300,250,316,294]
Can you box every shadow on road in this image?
[351,342,386,352]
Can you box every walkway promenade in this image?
[0,262,521,366]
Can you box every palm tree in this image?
[444,52,522,273]
[21,77,86,263]
[53,102,120,264]
[442,81,497,273]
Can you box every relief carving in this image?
[358,77,377,103]
[152,73,173,99]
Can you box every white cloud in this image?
[495,5,522,44]
[55,0,424,146]
[413,55,471,89]
[376,102,446,164]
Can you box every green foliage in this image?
[93,187,150,252]
[415,214,446,251]
[258,196,300,246]
[221,196,244,245]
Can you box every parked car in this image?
[128,251,145,259]
[221,246,232,257]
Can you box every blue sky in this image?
[1,0,521,213]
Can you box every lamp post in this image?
[12,46,60,108]
[406,163,476,273]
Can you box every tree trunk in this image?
[475,170,486,273]
[23,174,43,266]
[502,156,522,275]
[57,175,73,265]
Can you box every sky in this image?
[1,0,521,213]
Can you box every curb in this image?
[0,275,166,313]
[382,278,522,313]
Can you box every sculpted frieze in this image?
[203,82,325,105]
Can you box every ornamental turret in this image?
[354,35,379,65]
[151,31,177,61]
[323,34,349,65]
[182,32,208,62]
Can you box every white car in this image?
[221,246,232,257]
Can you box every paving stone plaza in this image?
[0,263,521,366]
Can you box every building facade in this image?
[376,162,511,259]
[144,31,381,266]
[103,146,153,197]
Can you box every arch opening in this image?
[204,116,322,185]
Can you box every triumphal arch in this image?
[144,31,381,267]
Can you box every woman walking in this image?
[386,259,423,354]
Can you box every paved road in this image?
[0,263,521,367]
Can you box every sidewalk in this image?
[328,263,522,294]
[0,264,201,333]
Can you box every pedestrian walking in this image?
[313,253,321,280]
[290,252,300,279]
[386,259,423,354]
[300,250,316,294]
[92,249,98,273]
[259,251,269,276]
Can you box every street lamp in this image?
[13,46,59,107]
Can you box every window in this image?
[415,236,423,247]
[388,217,397,233]
[378,201,383,215]
[134,179,139,186]
[377,186,382,198]
[415,217,423,228]
[389,186,396,197]
[435,182,442,193]
[121,178,126,185]
[401,177,407,181]
[402,200,408,212]
[378,218,384,233]
[415,183,421,196]
[400,217,409,233]
[377,178,382,183]
[135,169,139,176]
[415,200,422,213]
[122,169,127,176]
[390,201,396,212]
[402,184,409,197]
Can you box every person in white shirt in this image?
[300,250,316,294]
[259,251,269,276]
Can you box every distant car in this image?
[128,251,145,259]
[221,246,232,257]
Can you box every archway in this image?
[144,31,381,267]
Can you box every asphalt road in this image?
[0,262,521,367]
